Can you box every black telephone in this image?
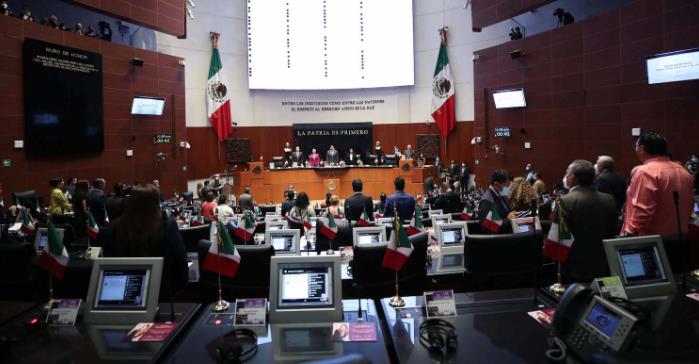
[551,284,642,362]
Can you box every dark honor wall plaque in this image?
[415,134,440,160]
[293,122,373,160]
[226,138,251,164]
[23,38,104,156]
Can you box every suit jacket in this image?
[344,192,373,222]
[238,193,253,211]
[560,186,618,281]
[87,188,108,225]
[448,163,459,177]
[477,187,512,233]
[281,198,296,217]
[593,170,627,213]
[346,152,361,165]
[326,150,339,164]
[383,191,416,221]
[403,149,414,159]
[423,177,435,195]
[433,191,463,214]
[289,151,304,164]
[459,166,469,182]
[308,153,320,167]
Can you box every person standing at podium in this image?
[403,144,415,160]
[289,146,304,166]
[308,148,321,167]
[326,145,340,166]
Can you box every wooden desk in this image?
[232,167,423,203]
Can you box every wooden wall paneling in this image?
[0,16,187,200]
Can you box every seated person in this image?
[325,145,340,165]
[200,192,217,222]
[97,185,188,294]
[308,148,321,167]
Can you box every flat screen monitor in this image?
[272,324,342,361]
[131,96,165,116]
[603,235,675,299]
[266,229,300,255]
[269,255,342,323]
[511,217,541,234]
[428,209,443,216]
[430,214,452,228]
[646,48,699,84]
[352,226,387,246]
[436,222,468,247]
[436,246,465,274]
[267,221,286,231]
[378,218,394,227]
[34,227,65,251]
[493,88,526,109]
[84,258,163,324]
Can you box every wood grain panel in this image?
[64,0,185,38]
[0,16,187,200]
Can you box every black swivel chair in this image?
[179,224,211,252]
[182,191,194,204]
[254,221,266,235]
[315,218,352,252]
[464,232,544,300]
[465,220,484,235]
[197,240,275,302]
[286,219,305,237]
[351,231,428,298]
[13,190,41,210]
[258,205,276,215]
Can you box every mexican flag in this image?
[358,208,372,227]
[191,215,205,227]
[382,215,413,271]
[235,211,255,241]
[430,27,455,138]
[207,33,233,142]
[543,204,574,262]
[86,212,99,240]
[20,209,35,235]
[202,222,241,278]
[405,205,424,236]
[481,204,503,233]
[304,211,313,230]
[460,205,473,221]
[39,221,69,280]
[288,208,302,224]
[319,213,338,240]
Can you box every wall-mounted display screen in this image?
[131,97,165,116]
[646,48,699,84]
[493,88,526,109]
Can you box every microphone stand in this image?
[672,191,687,287]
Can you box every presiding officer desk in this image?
[231,163,436,204]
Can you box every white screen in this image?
[280,266,332,307]
[131,97,165,115]
[358,233,379,245]
[493,89,526,109]
[247,0,414,90]
[272,236,289,251]
[647,49,699,84]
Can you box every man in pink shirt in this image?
[308,148,321,167]
[621,132,694,236]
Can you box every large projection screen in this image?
[247,0,415,90]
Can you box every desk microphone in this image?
[672,191,688,287]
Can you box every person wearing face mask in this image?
[558,160,618,282]
[525,163,537,185]
[477,170,518,233]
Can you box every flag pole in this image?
[44,217,55,311]
[388,205,405,308]
[549,196,566,295]
[212,221,230,312]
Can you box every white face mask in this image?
[562,175,570,190]
[500,186,510,197]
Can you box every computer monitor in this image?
[269,255,342,323]
[384,154,397,166]
[266,229,301,255]
[378,217,393,227]
[34,227,65,251]
[603,235,675,300]
[352,226,387,246]
[272,323,342,361]
[265,213,282,223]
[428,209,443,216]
[511,217,541,233]
[430,214,452,228]
[84,257,163,324]
[436,222,467,247]
[436,246,465,274]
[266,221,286,232]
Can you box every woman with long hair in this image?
[508,176,539,212]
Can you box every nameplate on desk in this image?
[332,322,377,342]
[686,293,699,302]
[235,298,267,326]
[46,299,81,326]
[85,246,102,260]
[423,290,457,318]
[127,323,178,342]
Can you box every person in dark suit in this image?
[593,155,627,214]
[383,177,416,221]
[477,170,516,233]
[403,144,415,160]
[459,162,470,193]
[281,189,296,217]
[433,182,463,213]
[238,187,253,212]
[98,184,188,294]
[423,174,435,196]
[346,148,361,166]
[344,179,374,222]
[447,160,459,181]
[325,145,340,165]
[289,146,304,165]
[87,178,108,225]
[106,182,127,221]
[560,160,618,282]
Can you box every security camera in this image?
[472,54,480,61]
[186,0,196,7]
[178,59,186,67]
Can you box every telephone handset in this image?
[551,283,641,362]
